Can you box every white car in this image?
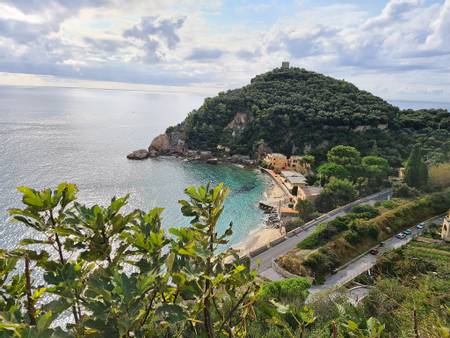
[416,223,425,229]
[395,233,406,239]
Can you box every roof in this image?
[302,186,323,196]
[280,207,299,215]
[268,153,286,158]
[281,170,303,178]
[286,176,307,185]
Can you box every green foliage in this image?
[259,278,311,303]
[343,317,385,338]
[295,199,315,222]
[315,178,358,212]
[361,156,390,188]
[404,145,428,189]
[177,67,450,167]
[2,182,260,337]
[298,206,379,250]
[393,182,420,198]
[362,241,450,337]
[317,162,350,185]
[284,218,305,233]
[288,189,450,281]
[327,145,362,178]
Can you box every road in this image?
[308,215,445,299]
[251,190,393,280]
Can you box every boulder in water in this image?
[127,149,149,160]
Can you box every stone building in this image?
[281,61,290,69]
[264,153,288,171]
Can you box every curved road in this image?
[251,190,393,280]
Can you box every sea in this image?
[0,86,449,250]
[0,86,268,250]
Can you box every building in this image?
[264,153,288,171]
[442,211,450,241]
[281,171,307,188]
[281,61,290,69]
[288,156,311,175]
[263,153,312,174]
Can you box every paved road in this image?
[308,215,445,299]
[251,190,393,279]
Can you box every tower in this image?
[281,61,290,69]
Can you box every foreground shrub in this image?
[1,183,259,337]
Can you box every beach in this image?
[234,179,287,255]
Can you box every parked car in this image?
[379,241,385,247]
[370,249,379,255]
[396,233,406,239]
[416,223,425,229]
[403,229,412,235]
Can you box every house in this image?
[263,153,288,171]
[288,156,311,175]
[263,153,312,174]
[442,211,450,242]
[281,170,307,187]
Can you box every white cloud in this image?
[0,0,449,102]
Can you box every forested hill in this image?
[166,67,450,166]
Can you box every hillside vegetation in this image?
[172,67,450,165]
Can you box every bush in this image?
[345,230,361,245]
[276,255,308,276]
[259,277,311,302]
[285,218,304,232]
[429,162,450,189]
[393,183,420,198]
[351,205,380,219]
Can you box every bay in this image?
[0,86,267,249]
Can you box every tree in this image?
[296,199,315,222]
[2,182,259,337]
[361,156,390,188]
[327,145,362,179]
[317,162,350,185]
[404,145,428,189]
[315,178,358,212]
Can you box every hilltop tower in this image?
[281,61,290,69]
[442,211,450,242]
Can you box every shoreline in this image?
[234,175,288,256]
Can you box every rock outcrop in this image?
[127,149,150,160]
[148,128,187,156]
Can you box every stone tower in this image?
[281,61,290,69]
[442,211,450,242]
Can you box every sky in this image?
[0,0,449,102]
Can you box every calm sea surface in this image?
[0,86,268,249]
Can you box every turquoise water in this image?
[0,86,267,249]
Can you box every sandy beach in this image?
[234,179,287,255]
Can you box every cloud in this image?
[123,16,185,63]
[0,0,450,102]
[187,48,224,61]
[123,16,185,49]
[84,37,127,53]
